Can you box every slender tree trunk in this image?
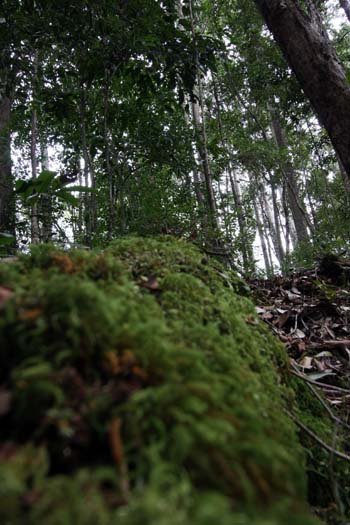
[189,0,219,234]
[254,0,350,180]
[282,182,292,256]
[0,94,15,239]
[103,74,115,240]
[253,197,272,276]
[212,79,254,272]
[30,55,40,244]
[80,86,96,245]
[40,144,52,242]
[260,184,284,263]
[30,108,40,243]
[182,100,207,230]
[269,105,310,243]
[269,174,285,263]
[191,95,219,233]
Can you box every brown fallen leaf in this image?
[277,310,291,329]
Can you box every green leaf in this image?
[56,190,79,206]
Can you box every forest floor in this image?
[249,258,350,415]
[248,259,350,522]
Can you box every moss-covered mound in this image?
[0,237,320,524]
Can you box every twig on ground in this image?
[290,364,350,430]
[290,369,350,395]
[286,410,350,463]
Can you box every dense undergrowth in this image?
[0,236,342,524]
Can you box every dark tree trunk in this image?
[340,0,350,22]
[40,144,53,242]
[254,0,350,180]
[0,95,15,237]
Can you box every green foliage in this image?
[15,170,93,207]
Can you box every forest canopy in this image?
[1,0,350,271]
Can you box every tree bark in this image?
[80,85,96,245]
[340,0,350,22]
[254,0,350,180]
[253,196,273,276]
[269,175,285,263]
[269,105,311,243]
[0,94,15,238]
[189,0,219,234]
[191,90,219,233]
[212,79,254,272]
[40,144,52,242]
[30,105,40,244]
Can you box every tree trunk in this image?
[189,0,219,234]
[103,75,115,241]
[30,52,40,244]
[340,0,350,22]
[40,144,52,242]
[253,196,273,276]
[30,106,40,244]
[269,105,310,243]
[254,0,350,180]
[80,86,96,245]
[336,153,350,202]
[191,93,219,233]
[269,175,285,263]
[0,95,15,238]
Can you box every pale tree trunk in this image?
[191,93,219,233]
[269,174,285,263]
[182,100,207,229]
[103,74,115,241]
[260,184,284,264]
[30,52,40,244]
[269,105,311,243]
[254,0,350,180]
[80,86,96,245]
[282,182,293,256]
[30,106,40,243]
[0,94,15,239]
[212,79,254,272]
[176,0,207,233]
[259,192,276,273]
[189,0,219,234]
[253,197,273,276]
[229,171,254,272]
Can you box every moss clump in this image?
[0,237,321,524]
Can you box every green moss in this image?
[0,237,323,524]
